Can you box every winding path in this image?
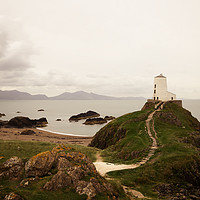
[93,103,162,176]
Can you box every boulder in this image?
[25,145,67,177]
[67,166,86,184]
[104,116,115,121]
[56,118,61,121]
[38,109,45,111]
[0,157,24,181]
[69,111,100,122]
[20,129,36,135]
[4,192,24,200]
[57,157,73,170]
[1,145,118,199]
[7,117,33,128]
[75,181,96,200]
[43,170,72,190]
[32,117,48,127]
[25,151,55,177]
[0,113,6,117]
[0,120,8,127]
[83,117,107,125]
[7,117,48,128]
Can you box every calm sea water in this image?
[0,100,199,136]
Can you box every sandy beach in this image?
[0,127,92,146]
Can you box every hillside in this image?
[89,101,200,199]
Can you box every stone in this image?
[25,151,55,177]
[57,157,73,170]
[7,117,33,128]
[69,111,100,122]
[4,192,24,200]
[56,118,61,121]
[7,116,48,128]
[0,120,8,127]
[0,157,24,181]
[20,129,36,135]
[75,181,96,200]
[67,166,86,184]
[83,117,107,125]
[104,116,115,121]
[0,113,6,118]
[43,170,72,190]
[38,109,44,111]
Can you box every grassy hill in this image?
[89,101,200,199]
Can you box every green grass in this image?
[97,110,152,164]
[0,140,128,200]
[102,102,200,199]
[0,178,87,200]
[0,140,97,164]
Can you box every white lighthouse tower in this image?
[153,74,176,101]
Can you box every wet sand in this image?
[0,127,92,146]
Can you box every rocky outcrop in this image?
[20,129,36,135]
[43,170,72,190]
[0,120,8,127]
[0,113,6,117]
[25,150,56,177]
[104,116,115,121]
[0,157,24,181]
[83,117,107,125]
[69,111,100,122]
[83,116,115,125]
[6,116,48,128]
[1,145,119,199]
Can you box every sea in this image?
[0,99,199,137]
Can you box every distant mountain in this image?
[0,90,48,100]
[0,90,145,100]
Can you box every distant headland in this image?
[0,90,145,100]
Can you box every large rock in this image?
[0,157,24,181]
[0,120,8,127]
[83,117,107,125]
[20,129,36,135]
[69,111,100,122]
[75,181,96,200]
[0,113,6,118]
[7,116,48,128]
[43,170,72,190]
[25,145,68,177]
[25,151,56,177]
[2,145,119,199]
[7,117,33,128]
[104,116,115,121]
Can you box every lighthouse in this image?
[153,74,176,101]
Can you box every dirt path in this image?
[93,103,163,199]
[93,106,160,176]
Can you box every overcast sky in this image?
[0,0,200,98]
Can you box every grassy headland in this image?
[89,101,200,199]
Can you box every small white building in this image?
[153,74,176,101]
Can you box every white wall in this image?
[153,76,176,101]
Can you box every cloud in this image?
[0,17,35,72]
